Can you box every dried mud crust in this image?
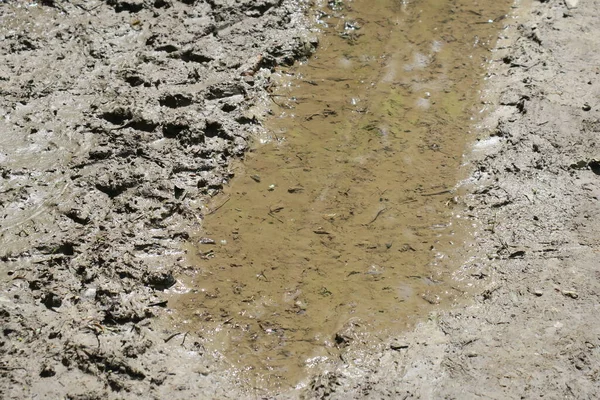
[0,0,315,398]
[298,0,600,398]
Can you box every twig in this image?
[268,94,292,109]
[257,271,269,282]
[268,212,284,223]
[421,189,451,197]
[0,365,27,371]
[74,2,102,12]
[207,197,230,215]
[524,60,542,71]
[365,208,387,225]
[164,332,182,343]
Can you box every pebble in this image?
[562,290,579,299]
[565,0,579,9]
[83,287,97,300]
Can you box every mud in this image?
[0,0,314,398]
[2,0,600,398]
[169,0,512,392]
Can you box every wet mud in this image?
[3,0,600,398]
[0,1,314,398]
[170,0,512,392]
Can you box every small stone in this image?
[565,0,579,9]
[390,341,409,351]
[82,287,97,300]
[532,290,543,297]
[562,290,579,299]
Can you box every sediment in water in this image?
[169,0,514,393]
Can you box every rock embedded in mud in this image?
[106,0,145,13]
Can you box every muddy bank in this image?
[303,0,600,398]
[0,1,313,398]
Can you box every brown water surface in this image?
[169,0,511,392]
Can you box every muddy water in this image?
[170,0,511,392]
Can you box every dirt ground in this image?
[1,0,599,399]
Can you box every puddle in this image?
[168,0,512,392]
